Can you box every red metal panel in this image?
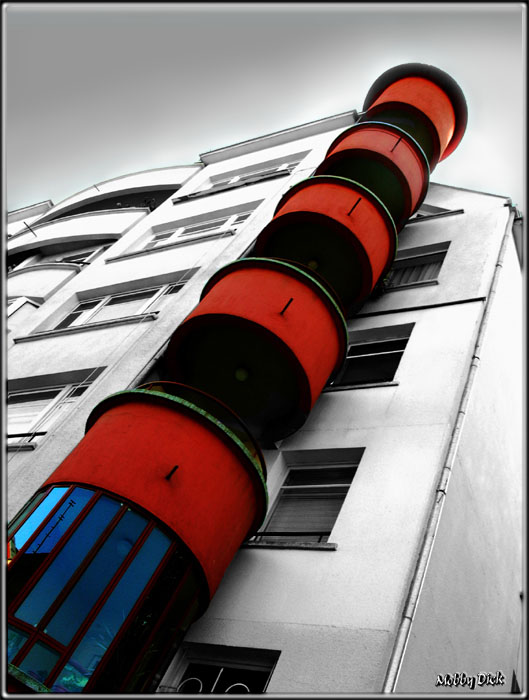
[318,122,429,220]
[164,259,347,439]
[42,393,267,598]
[254,177,397,313]
[367,76,456,160]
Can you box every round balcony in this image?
[163,257,348,442]
[362,63,467,163]
[253,176,397,314]
[314,122,429,227]
[44,387,268,599]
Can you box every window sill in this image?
[7,442,38,452]
[106,229,236,263]
[13,312,159,343]
[242,541,337,551]
[384,280,439,292]
[324,381,399,392]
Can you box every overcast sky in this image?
[4,3,526,217]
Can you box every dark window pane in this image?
[121,571,201,693]
[70,385,89,398]
[285,467,355,486]
[92,548,193,693]
[165,284,184,294]
[178,664,270,693]
[44,509,148,645]
[8,390,61,405]
[52,527,170,691]
[338,351,404,385]
[7,625,29,662]
[54,313,84,330]
[17,641,61,686]
[106,290,154,306]
[13,496,121,626]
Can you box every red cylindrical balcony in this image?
[42,387,268,599]
[362,63,467,164]
[253,176,397,315]
[163,257,347,441]
[314,122,429,228]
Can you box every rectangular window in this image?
[385,242,450,289]
[407,202,464,223]
[251,451,362,544]
[159,644,280,694]
[174,151,310,201]
[142,210,255,251]
[209,159,301,192]
[329,323,414,388]
[55,245,111,265]
[54,284,183,330]
[7,384,91,446]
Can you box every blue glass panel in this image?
[50,660,89,693]
[15,495,121,627]
[9,487,69,554]
[52,527,171,692]
[17,641,60,686]
[26,488,94,555]
[8,491,46,538]
[44,509,148,645]
[7,625,29,662]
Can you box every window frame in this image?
[407,203,464,223]
[53,284,183,330]
[327,324,414,390]
[7,487,182,694]
[158,643,280,694]
[142,211,254,251]
[7,383,92,447]
[251,461,358,544]
[208,160,301,190]
[384,241,450,290]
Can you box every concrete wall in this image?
[7,264,79,302]
[395,229,523,693]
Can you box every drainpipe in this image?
[382,216,514,692]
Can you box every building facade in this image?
[6,65,523,694]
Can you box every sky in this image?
[3,3,527,217]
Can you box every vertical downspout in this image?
[382,212,515,693]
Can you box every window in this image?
[208,159,301,191]
[174,152,308,202]
[159,644,280,694]
[7,383,91,446]
[251,450,362,544]
[52,245,111,265]
[54,284,183,330]
[8,487,197,693]
[328,323,414,388]
[143,210,254,251]
[385,242,450,289]
[407,202,464,223]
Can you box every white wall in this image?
[395,231,523,693]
